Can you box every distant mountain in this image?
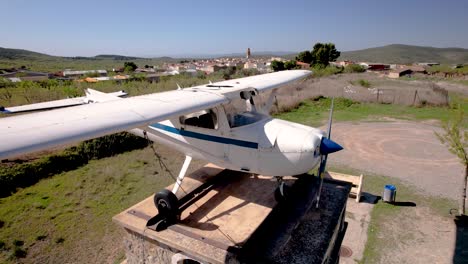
[0,48,152,61]
[339,44,468,64]
[0,47,57,60]
[0,47,296,62]
[94,54,142,60]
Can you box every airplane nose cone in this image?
[320,137,343,155]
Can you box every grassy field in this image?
[0,146,206,263]
[276,96,468,128]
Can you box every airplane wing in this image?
[1,89,127,114]
[198,69,311,93]
[0,70,310,159]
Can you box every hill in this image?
[93,54,142,60]
[0,47,173,71]
[0,47,57,60]
[339,44,468,64]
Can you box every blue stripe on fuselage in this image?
[149,123,258,149]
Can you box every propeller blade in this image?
[326,98,335,139]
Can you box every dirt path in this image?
[329,121,463,199]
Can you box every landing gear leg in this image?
[153,155,192,229]
[274,176,290,202]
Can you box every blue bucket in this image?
[383,184,396,203]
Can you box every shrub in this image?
[0,133,149,197]
[12,247,27,258]
[13,240,24,247]
[36,235,47,241]
[312,65,343,78]
[344,64,365,73]
[357,79,371,88]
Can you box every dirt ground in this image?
[379,206,456,264]
[327,120,464,263]
[329,120,463,199]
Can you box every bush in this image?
[13,240,23,247]
[0,133,149,197]
[344,64,365,73]
[312,65,343,78]
[12,247,27,258]
[357,79,371,88]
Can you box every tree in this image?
[124,61,138,73]
[270,60,285,72]
[435,109,467,216]
[284,60,298,70]
[296,51,312,64]
[311,43,340,67]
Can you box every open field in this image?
[0,146,206,263]
[275,95,468,128]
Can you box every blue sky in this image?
[3,0,468,57]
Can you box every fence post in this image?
[412,90,418,106]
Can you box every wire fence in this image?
[267,78,450,113]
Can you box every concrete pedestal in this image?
[113,165,350,264]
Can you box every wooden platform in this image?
[113,165,350,264]
[325,171,364,202]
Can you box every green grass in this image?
[275,96,468,128]
[0,147,205,263]
[329,165,457,263]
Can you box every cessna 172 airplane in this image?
[0,70,342,223]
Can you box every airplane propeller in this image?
[316,98,343,208]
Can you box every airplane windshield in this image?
[223,98,264,128]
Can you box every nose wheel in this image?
[274,176,290,203]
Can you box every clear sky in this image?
[3,0,468,57]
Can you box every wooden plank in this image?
[325,171,363,202]
[113,164,297,263]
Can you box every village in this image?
[1,48,466,86]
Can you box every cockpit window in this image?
[229,112,264,128]
[223,98,264,128]
[180,109,218,129]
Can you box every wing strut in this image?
[172,155,192,194]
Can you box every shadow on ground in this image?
[454,215,468,264]
[392,201,417,207]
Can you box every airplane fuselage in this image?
[130,104,325,176]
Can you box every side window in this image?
[180,109,218,129]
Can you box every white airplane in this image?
[0,70,342,224]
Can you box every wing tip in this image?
[0,106,10,114]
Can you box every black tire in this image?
[274,184,290,203]
[154,189,179,218]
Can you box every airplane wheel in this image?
[274,183,290,203]
[154,189,179,221]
